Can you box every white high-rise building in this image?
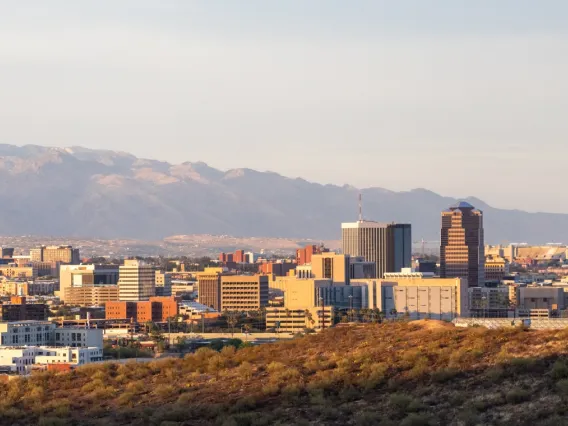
[118,259,155,301]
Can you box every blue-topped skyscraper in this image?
[440,201,485,287]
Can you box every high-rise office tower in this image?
[440,202,485,287]
[341,221,412,279]
[118,259,156,301]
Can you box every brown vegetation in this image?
[3,321,568,425]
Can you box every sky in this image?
[0,1,567,213]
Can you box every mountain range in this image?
[0,144,564,244]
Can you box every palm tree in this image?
[224,310,240,337]
[304,309,315,330]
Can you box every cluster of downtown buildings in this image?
[1,201,568,373]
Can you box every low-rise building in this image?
[0,346,103,375]
[105,297,180,323]
[353,272,468,320]
[0,321,103,348]
[265,306,334,332]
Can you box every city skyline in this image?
[1,2,567,212]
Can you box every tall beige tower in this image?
[440,202,485,287]
[118,259,156,301]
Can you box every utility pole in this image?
[320,297,325,330]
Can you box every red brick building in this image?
[105,297,180,323]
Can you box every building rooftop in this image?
[450,201,475,209]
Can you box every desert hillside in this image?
[2,322,568,425]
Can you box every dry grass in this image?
[2,321,568,425]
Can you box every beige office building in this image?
[440,202,484,287]
[311,253,350,284]
[31,246,80,264]
[155,271,172,297]
[485,256,509,282]
[220,275,268,312]
[350,272,468,320]
[118,260,156,301]
[0,265,37,279]
[63,286,120,306]
[265,306,334,332]
[58,265,95,301]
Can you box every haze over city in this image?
[1,1,568,212]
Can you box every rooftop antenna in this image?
[358,192,363,222]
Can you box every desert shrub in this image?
[37,417,68,426]
[505,388,531,404]
[361,362,388,389]
[556,379,568,396]
[154,384,177,399]
[431,367,459,383]
[457,408,480,426]
[354,411,383,426]
[485,365,505,383]
[90,386,116,400]
[125,379,145,394]
[81,379,104,393]
[339,386,360,402]
[389,393,414,415]
[220,345,237,358]
[551,360,568,380]
[237,361,253,380]
[400,413,432,426]
[117,391,137,406]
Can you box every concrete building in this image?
[197,273,222,311]
[468,286,510,317]
[0,297,48,321]
[341,220,411,279]
[351,273,468,320]
[440,202,485,287]
[258,261,296,276]
[0,346,103,374]
[30,246,80,264]
[105,297,179,323]
[296,245,328,266]
[118,260,155,301]
[58,264,119,302]
[63,285,119,307]
[516,286,565,311]
[311,252,350,284]
[155,271,172,297]
[0,264,36,279]
[1,248,14,259]
[220,275,269,311]
[485,256,510,282]
[171,280,196,297]
[0,321,103,348]
[265,306,334,332]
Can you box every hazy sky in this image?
[1,1,567,213]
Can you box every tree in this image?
[224,310,241,337]
[305,309,315,329]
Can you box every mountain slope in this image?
[0,143,564,243]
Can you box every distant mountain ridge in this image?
[0,143,564,244]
